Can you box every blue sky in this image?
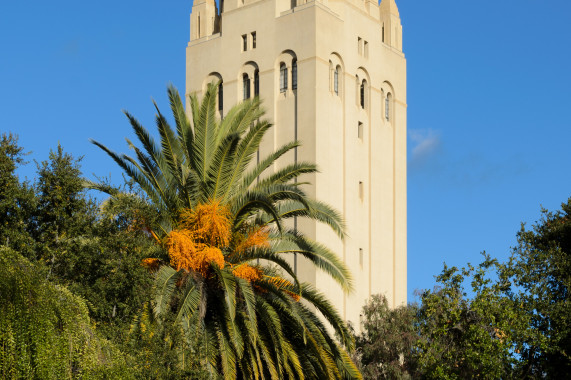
[1,0,570,302]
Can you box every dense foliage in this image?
[0,246,132,379]
[499,199,571,377]
[0,134,182,377]
[355,198,571,379]
[0,133,36,257]
[90,84,360,379]
[354,294,418,379]
[413,259,516,379]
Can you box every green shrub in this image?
[0,246,133,379]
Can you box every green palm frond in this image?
[167,84,193,162]
[222,120,272,202]
[193,82,219,181]
[254,299,282,380]
[253,161,318,190]
[216,323,238,380]
[175,281,200,324]
[82,179,119,196]
[273,230,353,292]
[237,140,301,191]
[232,190,283,232]
[206,132,240,200]
[154,103,184,189]
[215,267,238,321]
[123,111,164,170]
[235,278,258,341]
[219,96,264,138]
[154,266,181,318]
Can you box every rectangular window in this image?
[358,122,363,140]
[359,248,363,267]
[364,41,369,58]
[358,37,362,55]
[251,32,256,49]
[242,34,247,51]
[359,181,364,200]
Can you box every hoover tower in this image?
[186,0,407,328]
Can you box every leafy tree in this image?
[0,246,133,379]
[55,189,158,338]
[499,198,571,377]
[27,146,153,338]
[414,259,516,379]
[90,83,361,379]
[356,260,517,379]
[32,144,97,271]
[355,199,571,379]
[0,133,36,257]
[354,294,419,379]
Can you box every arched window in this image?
[280,63,287,93]
[385,93,392,121]
[218,81,223,112]
[360,80,366,109]
[254,70,260,96]
[243,74,250,100]
[385,96,389,121]
[292,59,297,90]
[355,77,360,106]
[334,66,339,95]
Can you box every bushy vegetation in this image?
[355,199,571,379]
[0,247,133,379]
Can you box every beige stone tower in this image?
[186,0,407,329]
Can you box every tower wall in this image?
[186,0,407,331]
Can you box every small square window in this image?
[242,34,247,51]
[251,32,256,49]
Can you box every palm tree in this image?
[89,83,361,379]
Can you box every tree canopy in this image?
[355,198,571,379]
